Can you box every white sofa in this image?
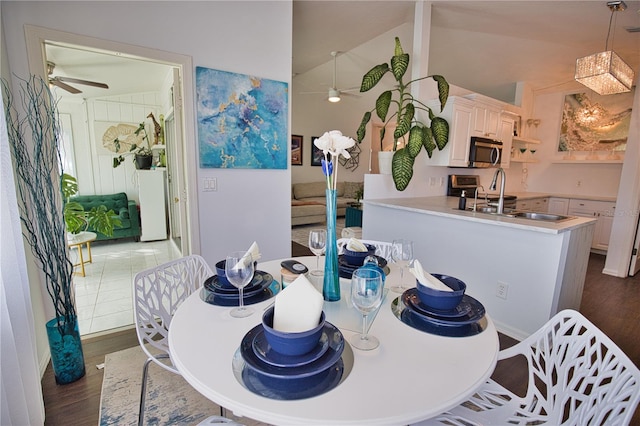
[291,181,361,226]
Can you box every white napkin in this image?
[346,238,368,252]
[409,259,453,292]
[233,241,261,270]
[273,274,323,333]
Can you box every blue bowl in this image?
[343,244,376,266]
[215,260,234,288]
[262,307,325,356]
[416,274,466,311]
[216,259,258,289]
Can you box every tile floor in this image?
[72,238,181,336]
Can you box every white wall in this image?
[2,0,292,374]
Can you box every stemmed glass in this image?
[225,251,255,318]
[350,268,384,351]
[390,239,413,293]
[308,229,327,271]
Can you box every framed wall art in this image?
[311,137,323,166]
[196,66,289,169]
[291,135,303,165]
[558,90,633,153]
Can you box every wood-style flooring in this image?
[41,245,639,425]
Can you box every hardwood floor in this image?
[41,247,639,425]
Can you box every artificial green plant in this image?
[356,37,450,191]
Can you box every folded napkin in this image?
[233,241,261,270]
[409,259,453,292]
[273,274,323,333]
[346,238,368,252]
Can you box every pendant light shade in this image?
[575,50,634,95]
[574,1,635,95]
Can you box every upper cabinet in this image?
[471,102,500,139]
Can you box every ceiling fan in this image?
[300,51,359,103]
[47,61,109,94]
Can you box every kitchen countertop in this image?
[364,196,596,235]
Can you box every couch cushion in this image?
[343,181,363,199]
[72,192,129,212]
[293,182,327,199]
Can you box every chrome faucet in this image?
[490,168,506,214]
[473,185,485,212]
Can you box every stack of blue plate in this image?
[338,254,388,279]
[399,288,486,336]
[238,321,345,400]
[201,271,275,306]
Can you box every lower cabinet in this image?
[548,197,570,215]
[516,197,548,212]
[568,199,615,251]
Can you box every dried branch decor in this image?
[2,76,76,328]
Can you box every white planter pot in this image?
[378,151,393,175]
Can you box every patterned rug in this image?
[99,346,268,426]
[291,218,347,248]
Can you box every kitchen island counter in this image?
[362,196,596,339]
[364,196,595,235]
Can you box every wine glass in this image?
[308,229,327,271]
[519,147,527,159]
[350,268,384,351]
[225,251,255,318]
[390,239,413,293]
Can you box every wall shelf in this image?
[551,159,623,164]
[511,158,539,163]
[513,136,540,144]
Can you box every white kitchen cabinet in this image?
[548,197,569,215]
[497,115,514,169]
[471,102,500,139]
[516,197,548,212]
[568,199,615,251]
[429,97,474,167]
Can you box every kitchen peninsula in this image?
[362,196,596,339]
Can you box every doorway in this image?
[25,25,198,335]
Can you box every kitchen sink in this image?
[459,206,573,222]
[509,211,572,222]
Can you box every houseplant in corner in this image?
[62,173,121,237]
[112,119,153,169]
[356,37,450,191]
[3,76,85,384]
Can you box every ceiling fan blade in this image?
[49,78,82,94]
[299,90,328,95]
[55,75,109,89]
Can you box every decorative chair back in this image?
[133,254,213,373]
[337,238,393,262]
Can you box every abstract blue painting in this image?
[196,66,288,169]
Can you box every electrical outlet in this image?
[429,177,436,187]
[439,177,445,187]
[496,282,508,300]
[577,180,582,187]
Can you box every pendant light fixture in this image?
[575,1,635,95]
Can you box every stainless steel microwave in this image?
[468,136,502,168]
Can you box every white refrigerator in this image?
[137,169,168,242]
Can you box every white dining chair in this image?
[337,238,394,261]
[134,255,241,425]
[415,309,640,426]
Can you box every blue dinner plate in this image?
[338,255,388,279]
[252,325,330,368]
[200,287,274,306]
[240,322,344,378]
[402,289,485,326]
[204,271,272,296]
[391,297,487,337]
[241,358,344,401]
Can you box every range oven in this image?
[469,136,502,168]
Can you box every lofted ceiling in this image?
[44,1,639,104]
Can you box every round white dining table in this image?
[168,256,499,425]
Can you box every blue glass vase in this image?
[323,189,340,301]
[46,316,86,384]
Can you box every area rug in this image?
[291,218,347,248]
[99,345,269,426]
